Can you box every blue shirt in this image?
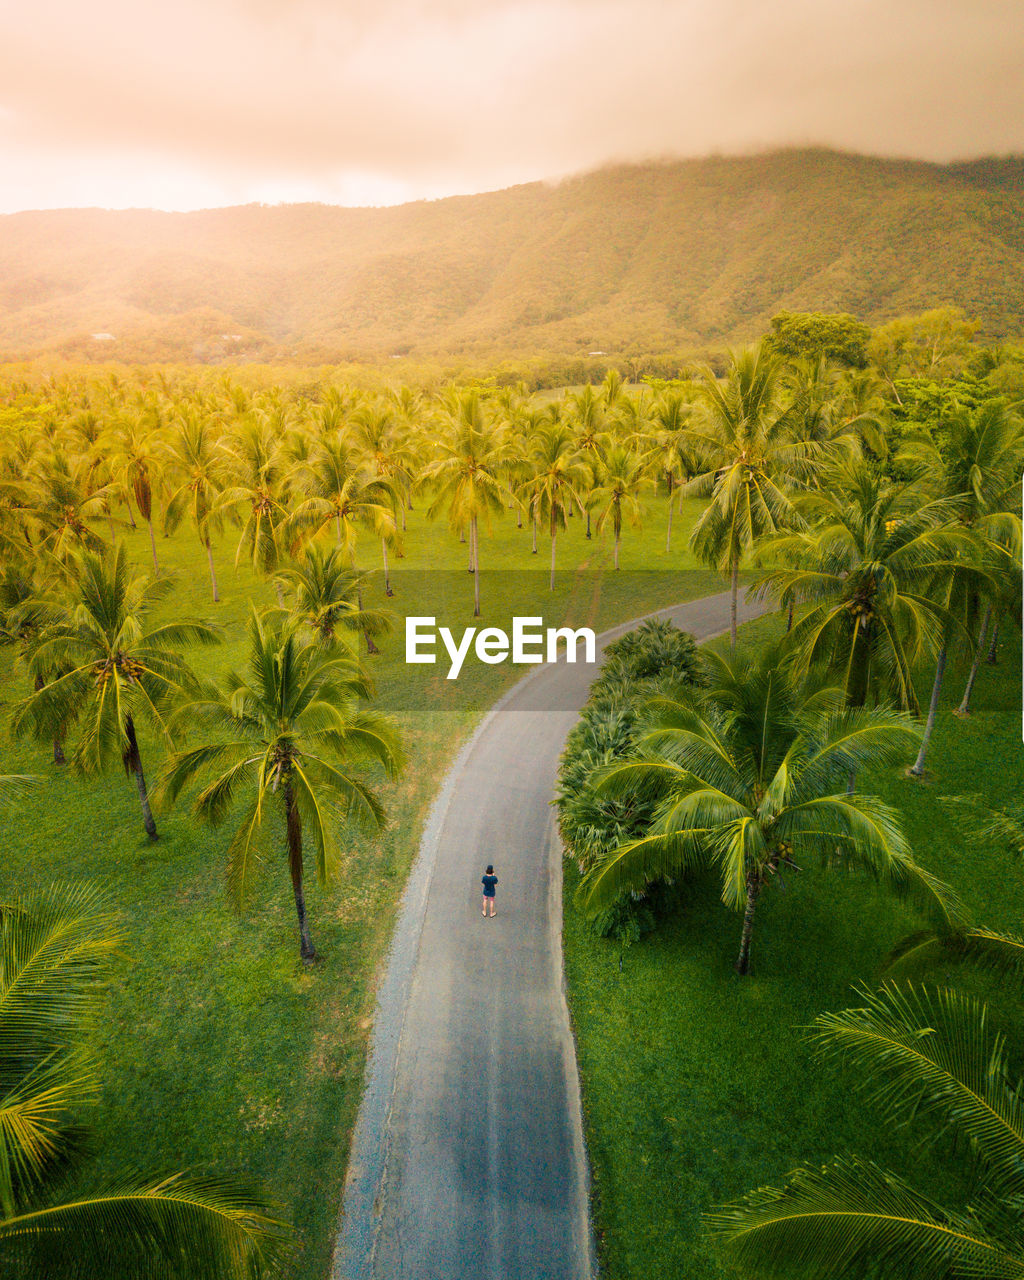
[481,874,498,897]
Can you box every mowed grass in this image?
[563,612,1024,1279]
[0,486,718,1279]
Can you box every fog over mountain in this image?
[1,150,1022,364]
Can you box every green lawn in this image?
[0,487,720,1279]
[563,613,1024,1278]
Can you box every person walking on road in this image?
[481,864,498,917]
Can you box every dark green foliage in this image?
[765,311,871,368]
[557,618,700,942]
[599,617,700,688]
[564,615,1024,1279]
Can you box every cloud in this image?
[1,0,1022,211]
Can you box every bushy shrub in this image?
[556,618,700,944]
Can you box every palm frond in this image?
[707,1155,1018,1280]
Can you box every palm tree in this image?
[12,545,220,839]
[709,982,1024,1279]
[518,423,589,590]
[645,391,697,553]
[275,544,391,647]
[588,446,652,569]
[287,435,397,648]
[26,452,111,562]
[578,646,954,975]
[915,401,1024,718]
[420,390,513,616]
[162,407,229,601]
[0,559,71,764]
[0,881,288,1277]
[684,344,808,647]
[568,385,612,539]
[111,410,165,571]
[351,399,416,571]
[756,460,974,719]
[159,611,403,961]
[218,419,292,582]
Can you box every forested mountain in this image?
[1,148,1022,364]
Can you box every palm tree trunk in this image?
[550,529,557,591]
[147,519,159,571]
[357,581,378,655]
[285,782,316,962]
[957,604,992,715]
[735,873,760,975]
[35,673,66,763]
[586,509,592,539]
[730,554,739,649]
[614,530,620,571]
[532,512,538,554]
[125,494,137,529]
[666,492,673,553]
[124,714,157,839]
[910,631,949,776]
[382,537,392,597]
[335,514,342,546]
[987,616,999,664]
[786,598,794,632]
[846,617,873,793]
[205,537,219,602]
[472,516,481,617]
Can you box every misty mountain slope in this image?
[0,148,1021,362]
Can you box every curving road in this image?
[333,590,767,1280]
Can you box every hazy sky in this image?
[2,0,1022,213]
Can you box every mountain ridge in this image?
[1,148,1022,364]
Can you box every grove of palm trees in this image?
[0,306,1021,1279]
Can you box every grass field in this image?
[0,487,721,1279]
[563,611,1024,1278]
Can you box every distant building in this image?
[587,350,606,356]
[91,332,115,341]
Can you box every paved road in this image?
[333,590,768,1280]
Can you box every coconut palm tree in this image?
[0,881,288,1277]
[351,399,416,572]
[709,982,1024,1280]
[756,460,974,719]
[274,544,391,647]
[904,401,1024,719]
[287,435,397,647]
[159,611,403,961]
[684,344,808,647]
[420,389,513,616]
[645,391,698,553]
[578,646,954,975]
[218,419,292,582]
[26,452,112,562]
[0,558,71,764]
[11,545,220,839]
[161,407,229,601]
[588,446,652,569]
[568,385,612,539]
[111,409,165,571]
[518,423,589,590]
